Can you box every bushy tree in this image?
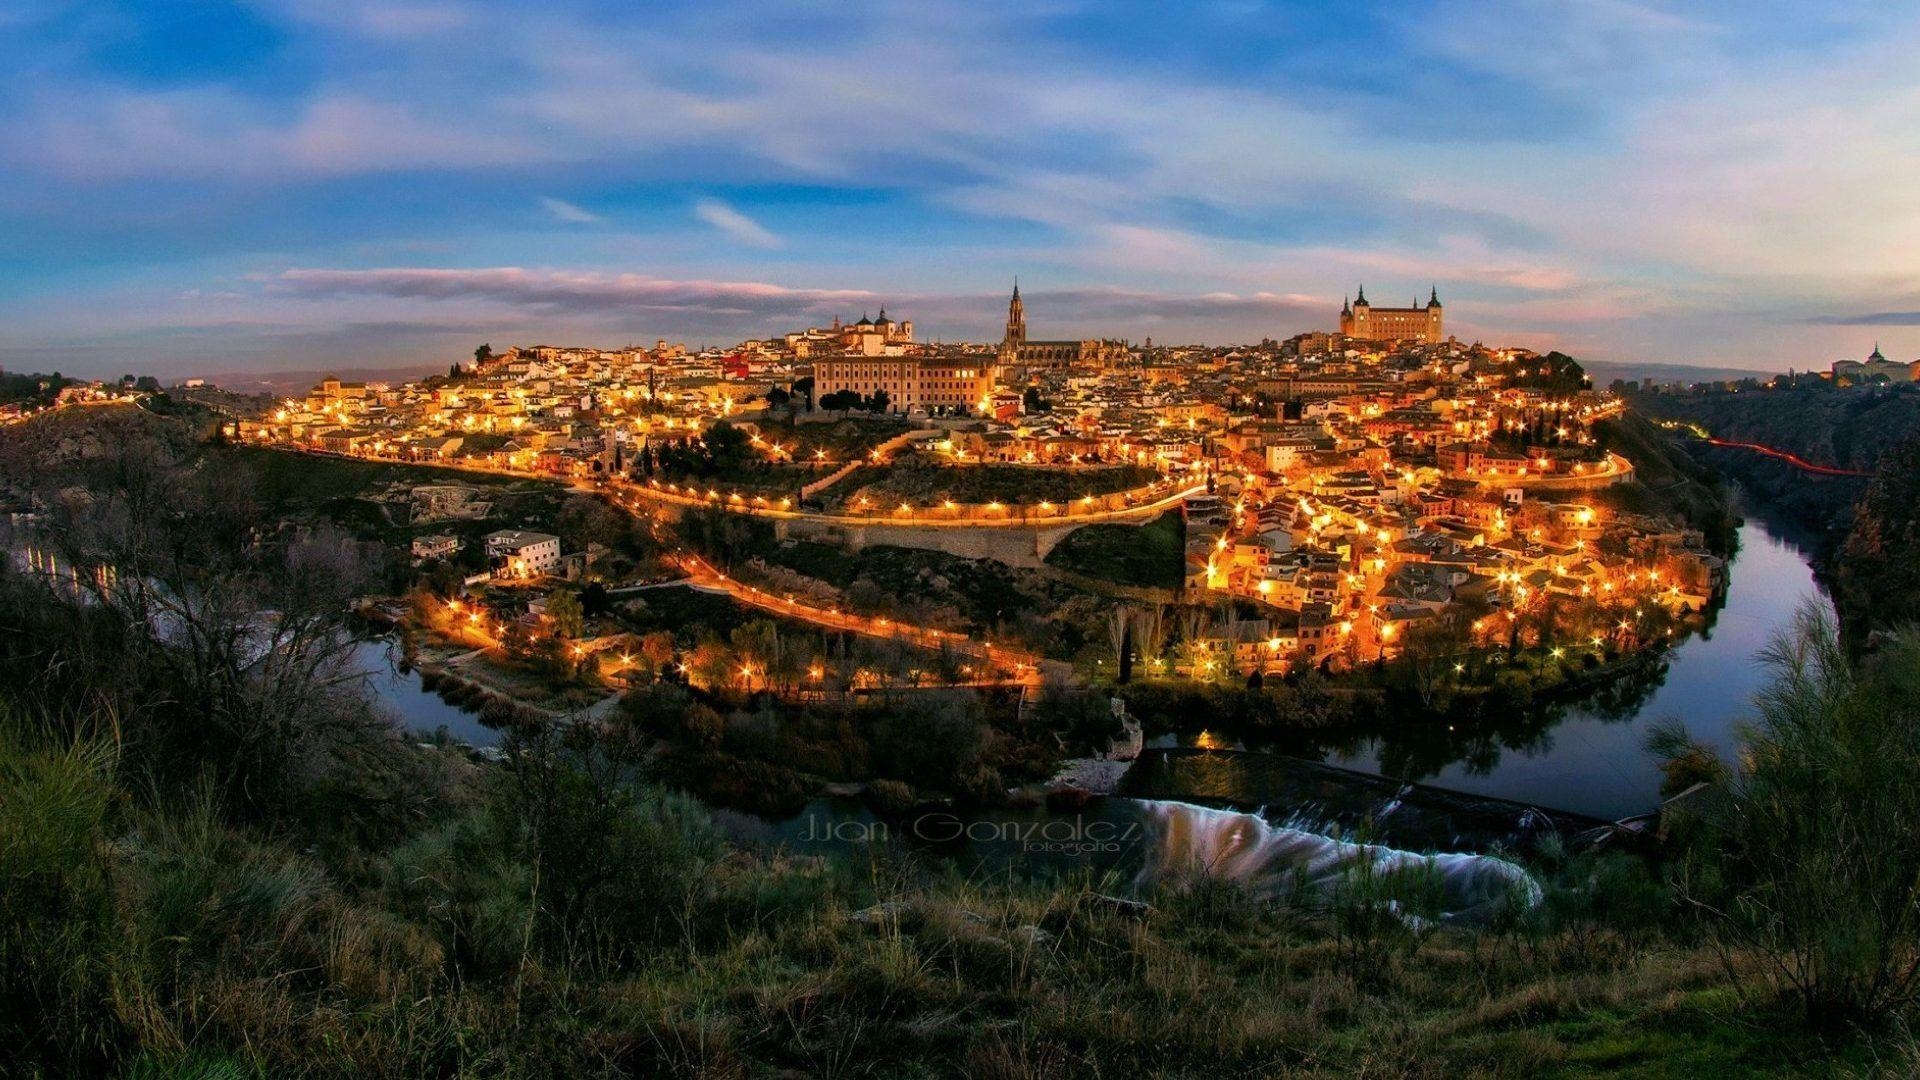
[1656,603,1920,1029]
[4,415,388,822]
[544,588,584,639]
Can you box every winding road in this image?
[671,552,1067,684]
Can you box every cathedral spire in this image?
[1004,278,1027,352]
[1355,283,1367,305]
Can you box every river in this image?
[348,638,504,748]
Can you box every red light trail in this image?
[1701,438,1871,477]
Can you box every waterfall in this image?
[1133,800,1541,924]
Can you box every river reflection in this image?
[349,638,501,747]
[1161,518,1828,821]
[357,517,1827,822]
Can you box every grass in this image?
[752,413,913,458]
[0,578,1904,1079]
[7,740,1886,1079]
[227,444,555,506]
[1046,511,1186,589]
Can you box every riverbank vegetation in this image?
[1652,605,1920,1032]
[6,553,1916,1075]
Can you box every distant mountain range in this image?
[177,365,449,396]
[1579,359,1781,386]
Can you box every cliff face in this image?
[1627,388,1920,636]
[1636,385,1920,474]
[1838,436,1920,635]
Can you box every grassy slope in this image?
[227,444,558,507]
[823,455,1160,507]
[222,445,571,548]
[755,540,1109,659]
[1045,511,1186,589]
[1593,413,1738,554]
[6,735,1882,1079]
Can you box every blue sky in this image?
[2,0,1916,379]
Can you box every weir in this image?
[1119,748,1622,857]
[1134,801,1541,923]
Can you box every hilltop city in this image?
[199,283,1723,684]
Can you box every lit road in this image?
[673,553,1066,684]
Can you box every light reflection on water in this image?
[1295,518,1827,820]
[356,519,1830,824]
[349,638,501,747]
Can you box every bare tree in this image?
[1134,605,1168,670]
[1107,605,1135,679]
[19,416,385,816]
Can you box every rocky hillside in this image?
[1591,411,1737,554]
[1838,436,1920,638]
[1635,384,1920,473]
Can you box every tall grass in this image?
[1656,603,1920,1029]
[1,720,123,1072]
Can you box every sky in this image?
[2,0,1917,379]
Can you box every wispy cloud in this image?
[4,1,1920,372]
[693,198,782,248]
[267,266,1333,340]
[1804,312,1920,326]
[2,89,552,180]
[274,267,866,316]
[539,196,602,224]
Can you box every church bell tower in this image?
[1002,279,1026,361]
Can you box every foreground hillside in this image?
[7,406,1920,1078]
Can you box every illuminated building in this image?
[811,354,998,415]
[1339,285,1444,344]
[999,281,1130,368]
